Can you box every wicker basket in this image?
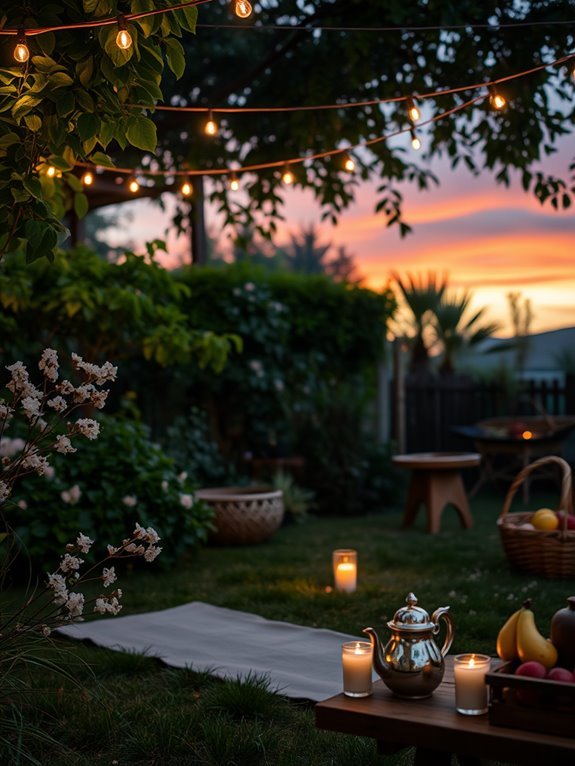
[497,455,575,579]
[196,485,284,545]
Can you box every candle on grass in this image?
[332,549,357,593]
[342,641,373,697]
[454,653,491,715]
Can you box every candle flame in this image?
[521,430,533,440]
[354,642,361,654]
[469,656,476,668]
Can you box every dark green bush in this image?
[10,414,214,571]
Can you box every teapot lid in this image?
[387,593,435,632]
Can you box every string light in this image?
[343,153,355,172]
[232,0,253,19]
[281,164,295,185]
[489,86,507,110]
[116,16,133,50]
[46,165,57,177]
[128,178,140,193]
[228,172,240,191]
[407,97,421,122]
[81,171,94,186]
[410,128,421,150]
[14,30,29,63]
[204,110,218,136]
[180,179,193,196]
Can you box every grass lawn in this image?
[3,486,571,765]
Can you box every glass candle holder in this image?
[332,549,357,593]
[342,640,373,697]
[454,653,491,715]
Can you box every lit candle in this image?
[332,549,357,593]
[454,653,491,715]
[342,641,373,697]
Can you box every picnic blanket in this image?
[57,601,372,701]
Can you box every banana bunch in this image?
[496,600,558,669]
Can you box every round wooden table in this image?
[392,452,481,534]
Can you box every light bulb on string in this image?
[342,153,355,173]
[204,111,218,136]
[14,31,30,63]
[128,178,140,193]
[180,179,192,197]
[116,16,133,50]
[410,128,421,151]
[407,97,420,123]
[281,164,295,185]
[232,0,253,19]
[228,172,240,191]
[489,87,506,110]
[81,171,94,186]
[46,165,57,178]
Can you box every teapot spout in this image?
[363,627,391,679]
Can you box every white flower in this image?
[244,282,255,292]
[61,484,81,505]
[107,544,119,555]
[44,465,56,481]
[60,553,83,573]
[57,380,75,395]
[0,481,10,503]
[74,418,100,440]
[39,348,59,381]
[133,522,146,539]
[178,471,188,483]
[94,595,122,615]
[179,493,193,509]
[125,543,145,555]
[0,437,25,458]
[22,450,49,476]
[47,396,67,413]
[55,435,77,454]
[122,495,137,507]
[71,354,117,385]
[21,396,41,420]
[144,545,162,562]
[144,526,160,544]
[17,499,27,510]
[274,379,285,392]
[102,566,117,587]
[0,401,13,420]
[65,592,85,618]
[76,533,94,554]
[47,573,68,605]
[42,625,52,637]
[161,480,169,491]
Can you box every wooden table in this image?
[392,452,481,534]
[315,657,575,766]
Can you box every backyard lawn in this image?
[3,486,570,765]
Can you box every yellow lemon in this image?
[531,508,559,531]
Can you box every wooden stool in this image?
[392,452,481,534]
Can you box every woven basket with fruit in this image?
[487,599,575,736]
[497,455,575,579]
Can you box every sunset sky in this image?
[108,135,574,338]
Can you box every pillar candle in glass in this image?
[342,641,373,697]
[332,549,357,593]
[454,653,491,715]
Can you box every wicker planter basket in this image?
[196,485,284,545]
[497,455,575,579]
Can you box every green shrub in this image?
[10,414,214,571]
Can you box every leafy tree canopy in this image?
[1,1,574,262]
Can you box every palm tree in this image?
[391,271,448,374]
[432,291,501,375]
[285,224,332,275]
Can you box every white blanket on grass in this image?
[57,601,372,701]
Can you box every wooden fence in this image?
[391,374,575,453]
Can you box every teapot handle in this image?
[431,606,454,657]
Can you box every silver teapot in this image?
[363,592,454,699]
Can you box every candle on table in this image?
[342,640,373,697]
[332,549,357,593]
[454,653,490,715]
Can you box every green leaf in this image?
[89,151,115,168]
[0,132,19,148]
[126,114,157,152]
[31,55,67,73]
[74,192,89,218]
[24,114,42,132]
[56,90,75,117]
[77,113,101,142]
[132,0,156,36]
[100,26,134,67]
[75,56,94,88]
[12,95,42,122]
[164,38,186,79]
[46,71,74,89]
[66,174,83,193]
[74,88,95,112]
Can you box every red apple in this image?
[555,511,575,531]
[515,661,547,678]
[546,667,574,683]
